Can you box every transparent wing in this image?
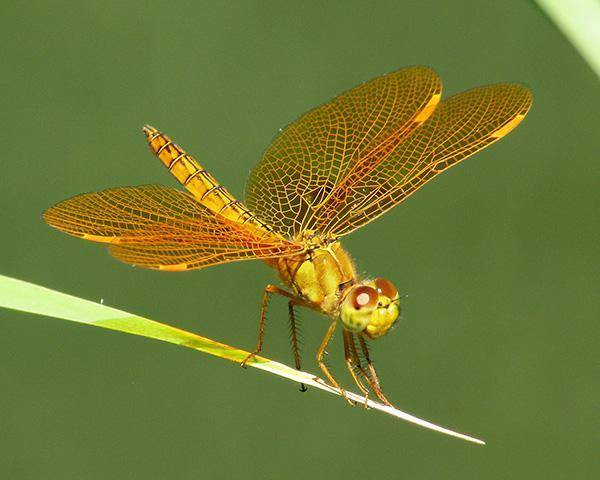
[245,66,442,239]
[43,185,302,271]
[311,83,533,236]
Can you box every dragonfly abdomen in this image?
[143,125,271,231]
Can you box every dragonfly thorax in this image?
[268,241,356,316]
[294,229,337,250]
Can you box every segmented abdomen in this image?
[142,125,271,231]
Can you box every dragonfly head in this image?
[340,278,400,339]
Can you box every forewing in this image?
[313,83,532,236]
[245,66,442,239]
[44,185,302,271]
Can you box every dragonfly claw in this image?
[240,352,257,368]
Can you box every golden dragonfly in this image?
[44,66,531,407]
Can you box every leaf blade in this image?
[0,274,484,445]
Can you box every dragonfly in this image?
[44,66,531,407]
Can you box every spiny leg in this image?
[288,300,307,392]
[356,334,393,407]
[343,330,370,406]
[347,333,390,407]
[317,321,353,406]
[241,284,299,367]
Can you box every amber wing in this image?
[247,69,531,239]
[245,66,442,239]
[43,185,302,271]
[313,83,533,236]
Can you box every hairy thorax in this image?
[265,235,357,316]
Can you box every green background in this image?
[1,1,598,478]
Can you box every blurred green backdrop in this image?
[1,1,598,479]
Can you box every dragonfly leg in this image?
[356,334,394,407]
[317,321,354,406]
[288,300,307,392]
[241,284,299,368]
[343,330,370,407]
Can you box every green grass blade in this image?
[0,274,484,445]
[535,0,600,77]
[0,274,262,364]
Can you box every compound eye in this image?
[350,285,378,310]
[374,278,398,299]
